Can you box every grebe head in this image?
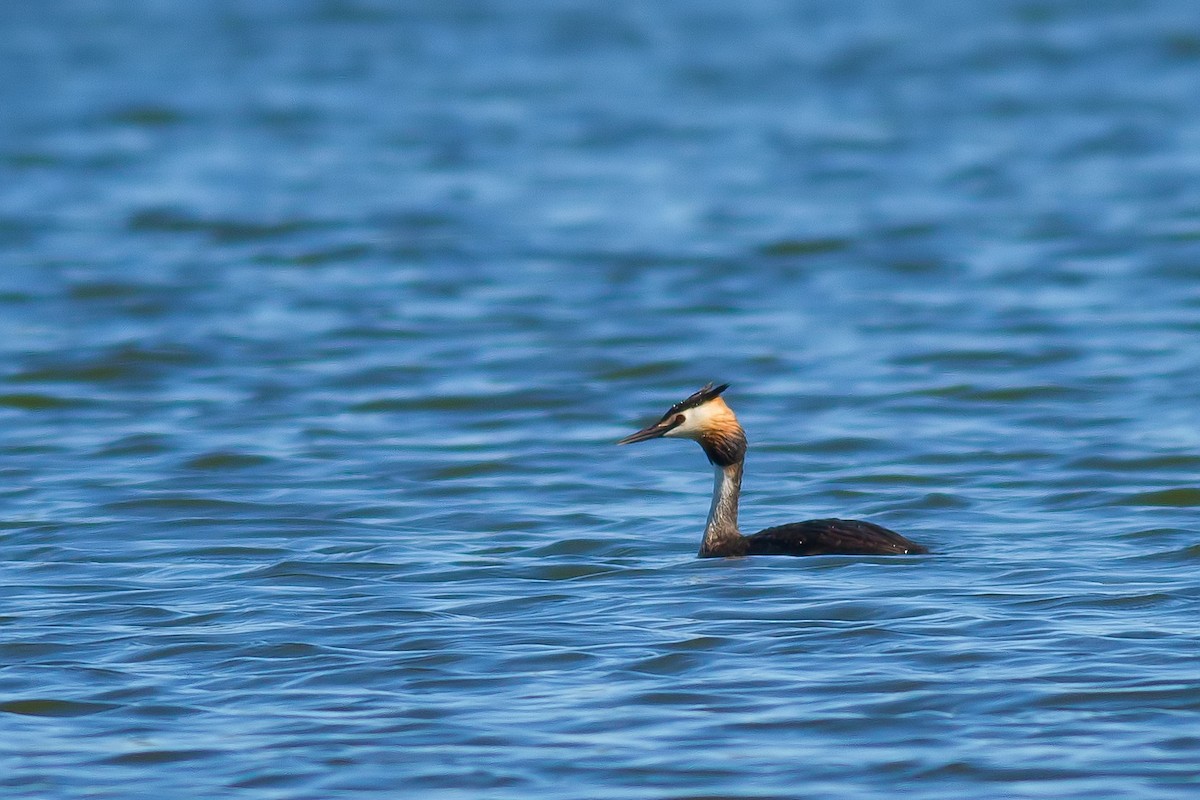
[617,383,747,466]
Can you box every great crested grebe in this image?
[618,383,928,558]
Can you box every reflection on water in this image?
[2,2,1200,798]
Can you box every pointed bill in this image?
[616,417,681,445]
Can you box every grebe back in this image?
[617,383,928,558]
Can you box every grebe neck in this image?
[699,460,743,557]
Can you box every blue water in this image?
[3,2,1200,798]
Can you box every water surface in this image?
[2,2,1200,798]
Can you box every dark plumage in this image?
[618,383,929,558]
[744,518,927,557]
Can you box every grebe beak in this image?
[617,416,680,445]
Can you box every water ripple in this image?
[3,2,1200,799]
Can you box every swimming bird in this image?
[617,383,928,558]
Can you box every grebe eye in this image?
[674,414,686,425]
